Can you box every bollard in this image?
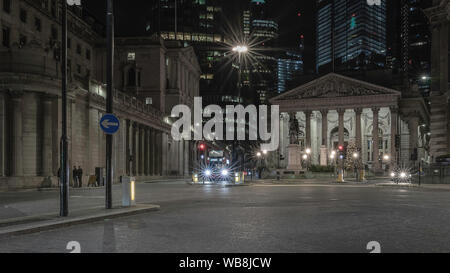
[122,176,136,207]
[192,173,199,183]
[235,172,240,183]
[337,169,345,182]
[359,169,365,182]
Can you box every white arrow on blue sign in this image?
[100,114,120,135]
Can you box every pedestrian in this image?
[77,166,83,188]
[72,166,78,188]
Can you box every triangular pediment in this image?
[270,73,401,102]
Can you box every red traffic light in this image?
[199,144,205,151]
[338,145,344,151]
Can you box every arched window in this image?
[128,68,136,87]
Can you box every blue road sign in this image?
[100,114,120,135]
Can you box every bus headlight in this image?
[221,169,229,176]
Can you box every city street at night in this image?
[1,180,450,253]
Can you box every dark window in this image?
[76,64,81,74]
[76,44,81,55]
[86,69,90,78]
[67,38,71,49]
[35,17,41,32]
[128,68,136,86]
[2,27,10,48]
[20,8,27,23]
[138,71,141,87]
[67,59,71,71]
[86,49,91,60]
[51,0,56,17]
[19,35,27,47]
[3,0,11,13]
[51,26,58,40]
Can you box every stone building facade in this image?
[425,0,450,160]
[270,73,430,173]
[0,0,200,190]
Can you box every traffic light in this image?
[338,145,345,160]
[199,143,205,151]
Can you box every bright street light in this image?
[383,155,390,161]
[262,150,268,155]
[232,45,248,53]
[303,154,308,160]
[256,152,262,157]
[305,148,311,154]
[353,152,359,159]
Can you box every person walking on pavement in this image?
[72,166,78,188]
[77,166,83,188]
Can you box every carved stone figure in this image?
[289,113,300,145]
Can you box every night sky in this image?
[84,0,316,71]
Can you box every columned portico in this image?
[269,73,417,174]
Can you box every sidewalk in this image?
[0,182,160,238]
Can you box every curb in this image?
[0,204,160,239]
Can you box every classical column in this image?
[0,92,5,176]
[42,97,54,176]
[139,125,144,176]
[12,94,23,176]
[390,107,398,168]
[184,140,189,176]
[125,119,131,175]
[144,127,149,176]
[337,109,345,147]
[132,122,137,176]
[355,108,363,151]
[156,131,163,176]
[372,107,380,171]
[150,129,156,175]
[320,109,328,166]
[305,110,312,149]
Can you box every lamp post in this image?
[59,0,69,217]
[232,45,248,101]
[105,0,114,209]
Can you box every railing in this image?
[415,163,450,184]
[89,80,167,124]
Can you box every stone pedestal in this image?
[320,145,328,166]
[287,144,302,171]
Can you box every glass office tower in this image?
[316,0,387,73]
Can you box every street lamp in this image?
[305,148,311,155]
[353,152,359,159]
[232,45,248,101]
[256,152,262,158]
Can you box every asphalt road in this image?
[1,181,450,253]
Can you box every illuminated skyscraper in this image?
[316,0,387,73]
